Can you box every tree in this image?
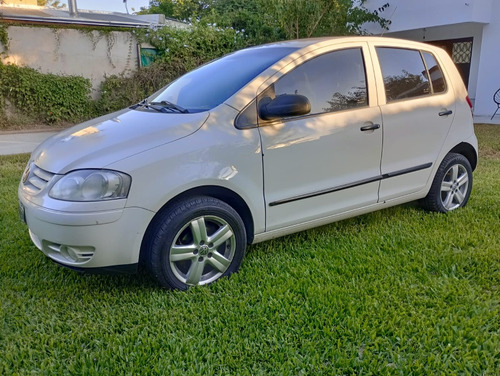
[141,0,389,43]
[37,0,66,8]
[204,0,284,43]
[263,0,389,39]
[143,0,212,21]
[140,0,283,43]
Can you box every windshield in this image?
[150,46,299,112]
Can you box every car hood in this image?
[31,109,210,174]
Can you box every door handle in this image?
[360,123,380,131]
[439,110,453,116]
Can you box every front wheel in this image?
[420,153,473,213]
[145,196,247,290]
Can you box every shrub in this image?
[141,22,249,68]
[97,61,184,114]
[0,63,94,126]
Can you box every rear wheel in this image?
[420,153,473,213]
[145,196,246,290]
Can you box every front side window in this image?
[376,47,430,102]
[261,48,368,118]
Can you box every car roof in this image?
[246,36,441,52]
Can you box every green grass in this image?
[1,125,499,375]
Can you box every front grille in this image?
[23,164,55,194]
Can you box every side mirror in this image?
[259,94,311,120]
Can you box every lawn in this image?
[0,125,499,375]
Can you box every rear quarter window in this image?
[422,52,446,94]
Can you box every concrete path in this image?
[474,115,500,124]
[0,130,59,156]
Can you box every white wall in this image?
[0,26,139,98]
[472,0,500,116]
[364,0,493,33]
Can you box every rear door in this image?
[371,44,456,201]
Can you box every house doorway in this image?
[427,37,473,89]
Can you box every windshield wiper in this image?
[130,99,189,113]
[130,99,152,110]
[149,100,189,113]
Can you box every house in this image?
[0,1,186,97]
[364,0,499,123]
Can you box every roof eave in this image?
[0,15,151,28]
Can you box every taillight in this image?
[466,95,473,113]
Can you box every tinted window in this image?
[376,48,430,102]
[423,52,446,94]
[152,46,298,112]
[270,48,367,115]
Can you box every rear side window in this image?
[376,47,448,103]
[272,48,368,115]
[376,48,430,102]
[423,52,446,94]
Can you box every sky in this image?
[65,0,151,13]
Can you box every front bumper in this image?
[19,189,155,270]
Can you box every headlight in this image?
[49,170,131,201]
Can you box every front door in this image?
[258,46,383,231]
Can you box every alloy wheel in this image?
[169,215,236,286]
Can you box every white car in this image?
[19,37,478,290]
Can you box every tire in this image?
[145,196,247,290]
[420,153,473,213]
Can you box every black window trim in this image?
[234,99,258,130]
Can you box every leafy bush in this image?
[0,63,94,126]
[139,22,249,68]
[0,25,9,51]
[97,61,180,114]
